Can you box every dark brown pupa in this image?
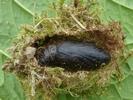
[35,40,111,71]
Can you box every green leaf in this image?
[0,0,34,96]
[0,0,33,57]
[0,53,25,100]
[0,73,26,100]
[127,56,133,71]
[99,0,133,45]
[0,69,4,86]
[16,0,56,17]
[112,0,133,10]
[0,54,7,87]
[115,75,133,100]
[0,50,11,59]
[89,85,121,100]
[56,94,83,100]
[121,63,131,77]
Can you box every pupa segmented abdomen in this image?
[35,41,111,71]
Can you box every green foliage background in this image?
[0,0,133,100]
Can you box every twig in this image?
[34,17,60,29]
[32,71,56,94]
[32,71,47,80]
[34,18,45,29]
[31,71,36,96]
[70,13,87,31]
[53,20,68,34]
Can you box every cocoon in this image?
[35,40,111,71]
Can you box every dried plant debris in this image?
[4,1,124,100]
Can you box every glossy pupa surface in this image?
[35,40,111,71]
